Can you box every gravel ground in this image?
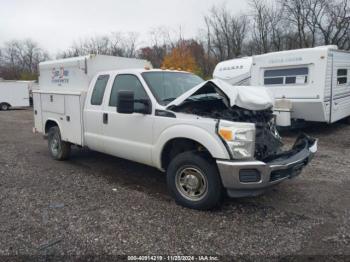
[0,109,349,259]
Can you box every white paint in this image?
[0,81,30,108]
[39,55,152,91]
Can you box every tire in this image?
[344,116,350,125]
[0,103,10,111]
[48,126,71,160]
[166,151,223,210]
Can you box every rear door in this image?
[83,74,110,152]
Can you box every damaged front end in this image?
[171,101,282,161]
[167,79,317,196]
[167,79,285,161]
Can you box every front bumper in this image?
[216,134,317,198]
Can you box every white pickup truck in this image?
[33,55,317,210]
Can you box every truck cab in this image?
[33,56,317,210]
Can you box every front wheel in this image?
[48,126,71,160]
[166,151,223,210]
[0,103,10,111]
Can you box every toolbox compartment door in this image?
[35,91,85,146]
[61,94,84,145]
[33,92,43,133]
[41,93,65,114]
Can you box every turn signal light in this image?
[219,129,233,141]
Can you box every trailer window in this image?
[337,69,348,85]
[91,75,109,105]
[264,77,284,85]
[264,67,308,85]
[109,74,148,111]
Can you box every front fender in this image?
[152,124,230,170]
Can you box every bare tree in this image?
[0,39,48,80]
[204,5,249,60]
[57,32,140,58]
[282,0,314,48]
[314,0,350,48]
[250,0,271,53]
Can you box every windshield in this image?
[141,71,204,105]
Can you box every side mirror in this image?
[117,90,134,114]
[135,99,152,114]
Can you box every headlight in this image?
[218,120,255,160]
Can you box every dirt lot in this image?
[0,109,349,258]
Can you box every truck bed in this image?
[33,90,86,146]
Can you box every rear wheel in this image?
[0,103,10,111]
[48,126,71,160]
[166,151,223,210]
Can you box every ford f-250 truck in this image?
[33,55,317,210]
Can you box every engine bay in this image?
[170,96,283,161]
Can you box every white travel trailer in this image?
[214,45,350,126]
[0,80,31,110]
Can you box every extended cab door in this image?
[84,74,110,152]
[102,74,154,165]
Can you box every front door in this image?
[102,74,154,166]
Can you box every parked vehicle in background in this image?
[214,45,350,127]
[0,80,31,110]
[33,55,317,210]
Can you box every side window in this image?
[337,69,348,85]
[91,75,109,105]
[264,67,309,86]
[109,74,148,110]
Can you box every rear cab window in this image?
[264,67,309,86]
[91,75,110,105]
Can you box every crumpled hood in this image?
[166,79,273,111]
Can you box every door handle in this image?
[103,113,108,124]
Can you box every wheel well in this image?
[161,138,212,170]
[45,120,58,134]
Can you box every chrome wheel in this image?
[175,167,208,201]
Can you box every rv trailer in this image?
[214,45,350,127]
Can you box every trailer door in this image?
[330,51,350,123]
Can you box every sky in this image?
[0,0,248,54]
